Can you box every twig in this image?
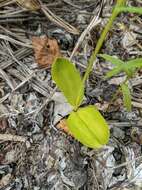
[108,155,142,170]
[0,134,27,143]
[132,101,142,109]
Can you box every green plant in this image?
[52,58,110,148]
[51,0,142,148]
[99,54,142,111]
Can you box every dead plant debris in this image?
[15,0,40,11]
[56,119,73,137]
[32,36,61,68]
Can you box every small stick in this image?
[0,134,27,143]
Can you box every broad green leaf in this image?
[51,58,84,107]
[121,83,132,112]
[99,54,124,66]
[67,105,110,148]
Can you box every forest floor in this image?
[0,0,142,189]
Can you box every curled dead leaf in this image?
[32,36,61,68]
[56,119,73,136]
[15,0,40,11]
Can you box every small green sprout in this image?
[99,54,142,111]
[51,58,110,148]
[121,83,132,112]
[99,54,142,79]
[51,0,142,148]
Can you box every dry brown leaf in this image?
[15,0,40,11]
[56,119,73,136]
[32,36,61,68]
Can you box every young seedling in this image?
[51,0,142,148]
[99,54,142,111]
[52,58,110,148]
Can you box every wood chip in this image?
[32,36,61,68]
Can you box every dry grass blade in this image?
[41,5,79,35]
[0,48,32,69]
[70,0,103,59]
[0,93,10,104]
[0,68,14,90]
[0,34,32,48]
[0,134,27,142]
[0,25,29,43]
[14,0,79,34]
[0,0,13,8]
[15,0,40,11]
[108,155,142,170]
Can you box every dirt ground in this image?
[0,0,142,189]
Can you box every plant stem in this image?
[82,0,127,84]
[116,7,142,14]
[106,77,129,112]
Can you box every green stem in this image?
[106,77,129,112]
[75,0,127,109]
[82,0,126,84]
[116,6,142,14]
